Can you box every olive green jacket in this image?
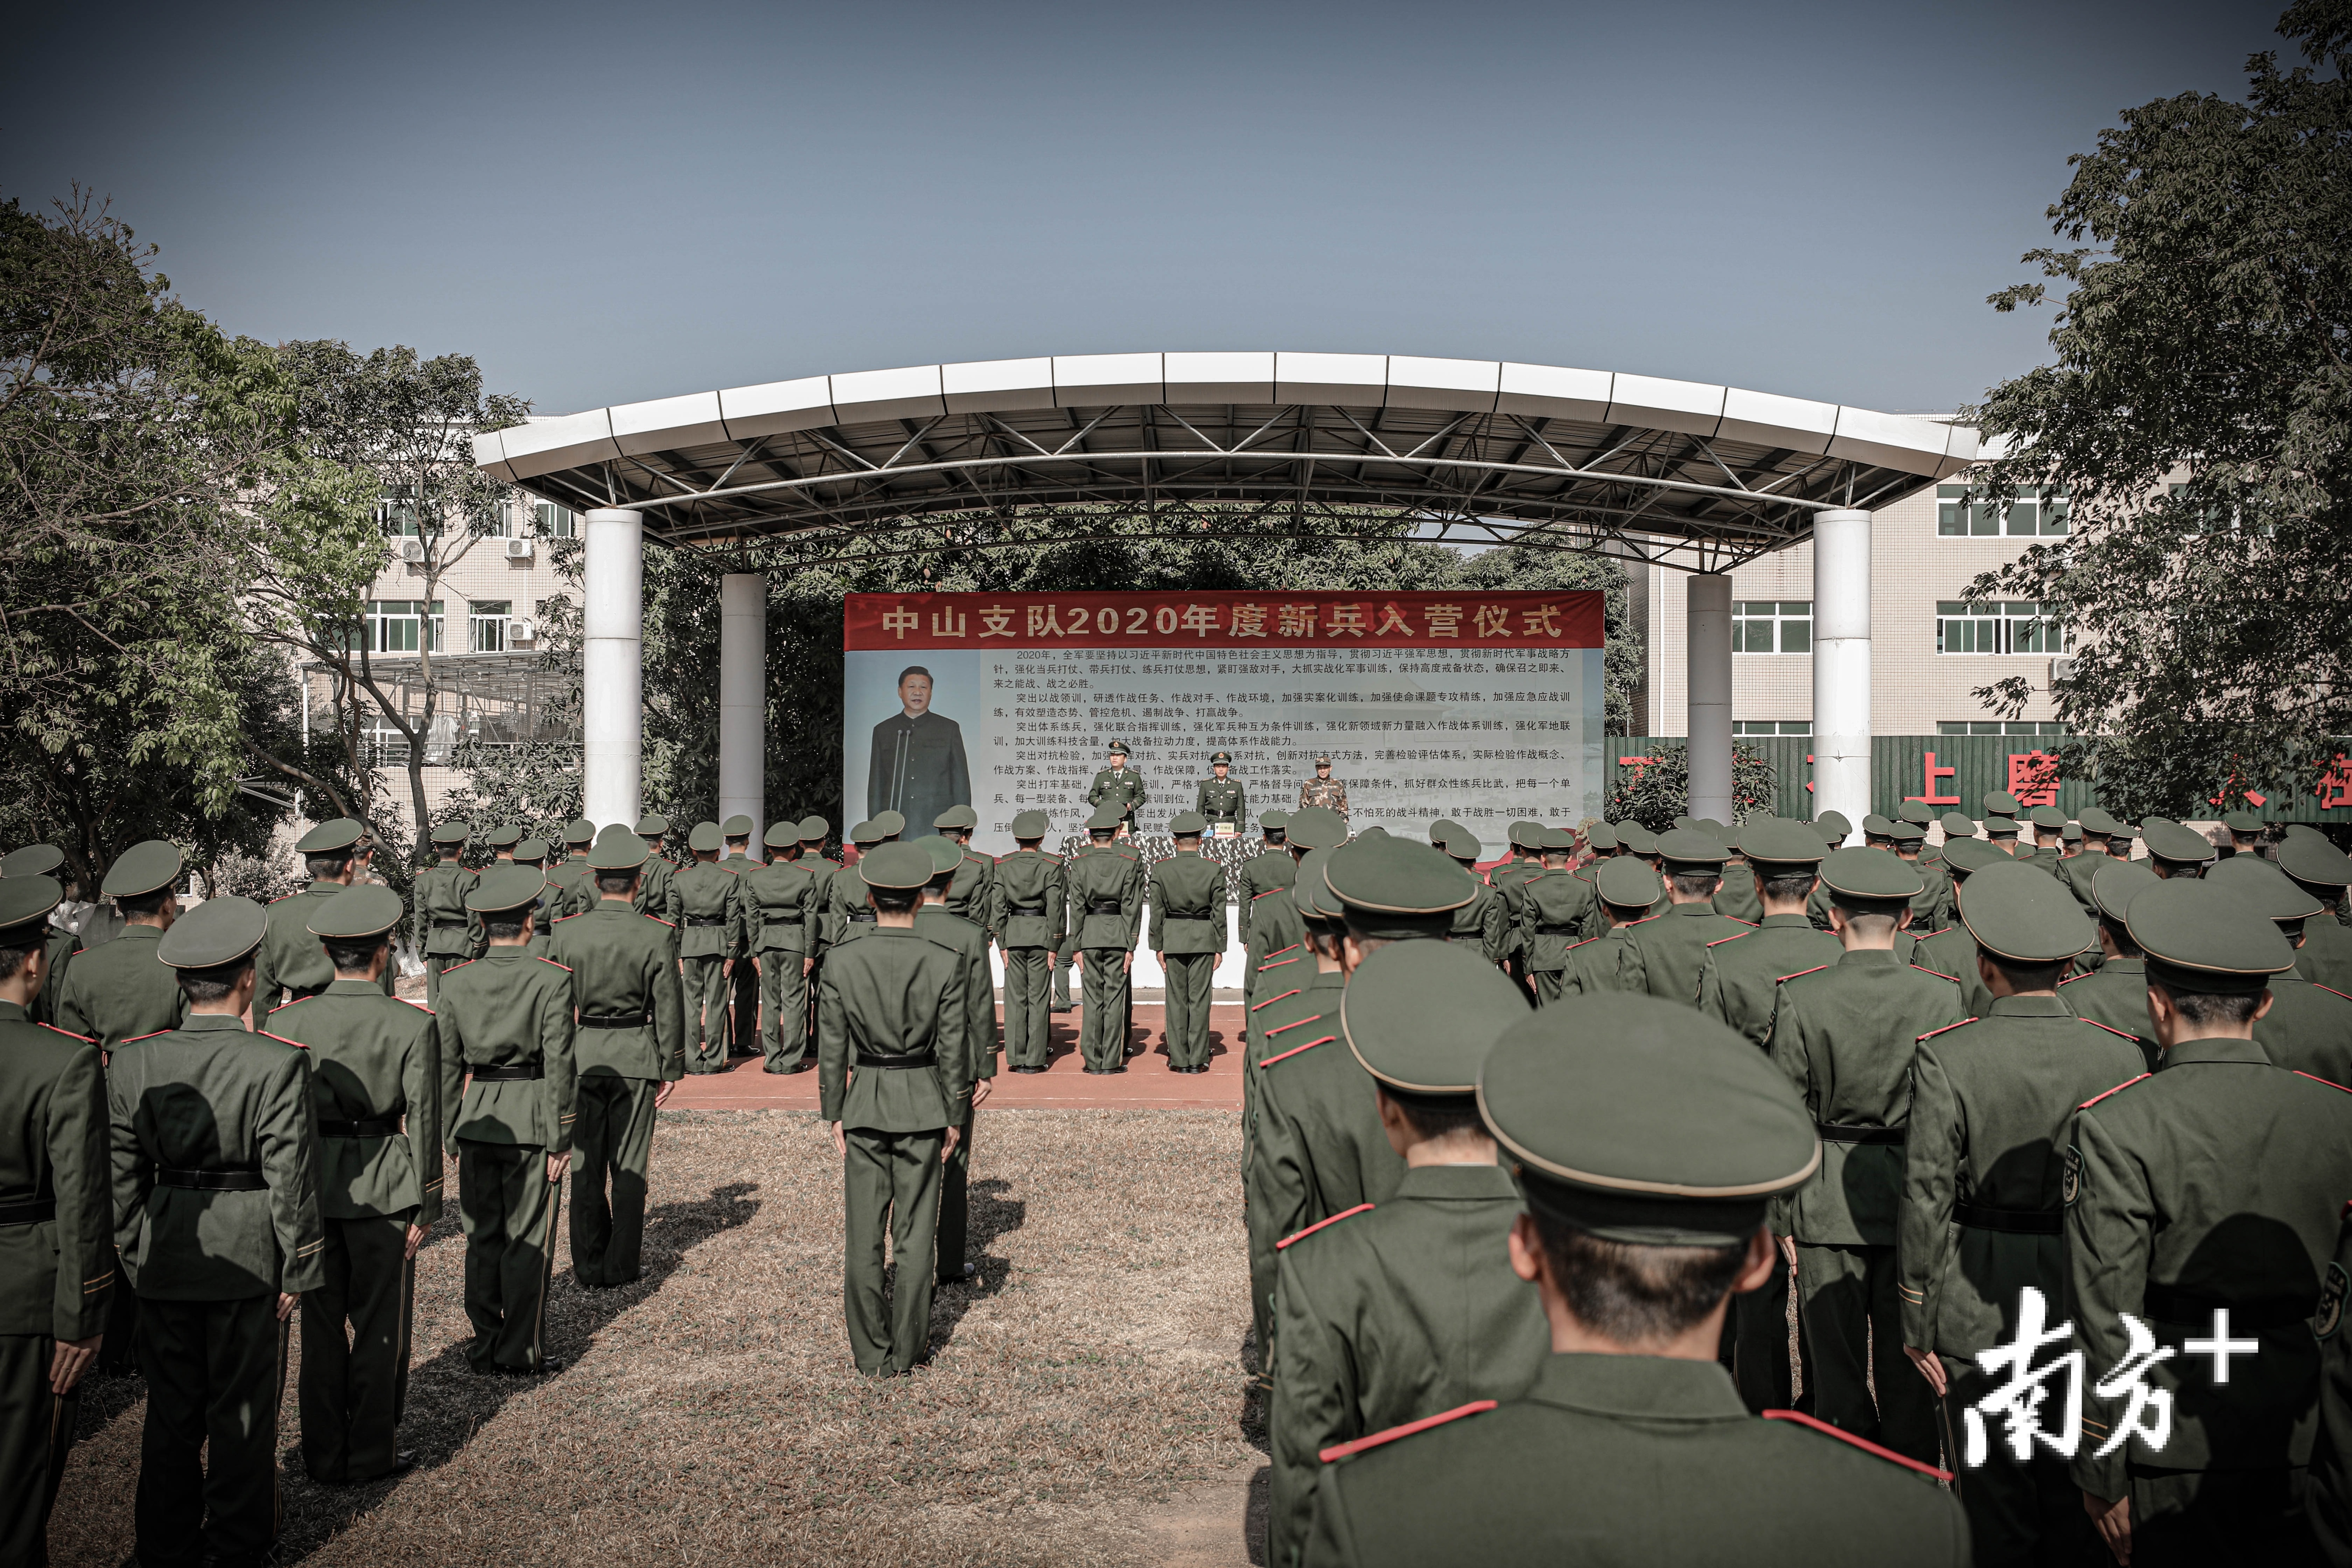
[945,849,996,938]
[1627,902,1754,1006]
[413,861,484,959]
[544,857,598,920]
[262,980,443,1224]
[53,922,186,1048]
[989,849,1065,950]
[1069,844,1142,951]
[1149,849,1227,956]
[1086,766,1147,820]
[2300,918,2352,993]
[633,853,684,926]
[1517,869,1598,975]
[1449,881,1507,965]
[435,951,578,1155]
[1559,924,1646,997]
[1247,886,1308,981]
[1711,863,1762,924]
[741,857,823,956]
[672,860,746,960]
[1195,777,1247,828]
[1234,849,1297,948]
[2056,958,2161,1071]
[1695,914,1843,1050]
[107,1013,326,1300]
[2058,845,2112,912]
[2253,973,2352,1084]
[1250,1018,1406,1309]
[822,859,878,948]
[546,903,686,1083]
[1911,921,1994,1018]
[0,1002,113,1340]
[255,880,396,1014]
[914,907,998,1085]
[816,926,972,1133]
[1489,859,1542,959]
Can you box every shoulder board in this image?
[441,958,476,976]
[1776,964,1832,985]
[2320,984,2352,1004]
[641,913,676,927]
[2079,1073,2152,1110]
[1620,914,1661,929]
[1909,965,1962,984]
[1250,988,1301,1013]
[1916,1017,1979,1042]
[2078,1018,2139,1041]
[535,957,573,972]
[1725,916,1757,927]
[1760,1410,1954,1483]
[1042,851,1062,863]
[2298,1070,2352,1094]
[1257,955,1301,973]
[1704,931,1750,948]
[1319,1399,1497,1464]
[1563,935,1599,951]
[267,892,297,905]
[720,866,740,876]
[1924,927,1955,939]
[118,1028,173,1045]
[1277,1202,1374,1251]
[39,1022,96,1043]
[553,911,586,923]
[403,1001,437,1015]
[256,1030,308,1050]
[1264,1015,1319,1038]
[1252,887,1286,901]
[1259,1034,1334,1068]
[274,993,318,1011]
[2056,971,2093,986]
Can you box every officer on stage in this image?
[2056,858,2163,1069]
[818,841,972,1376]
[1087,741,1147,837]
[1069,807,1143,1073]
[436,867,577,1374]
[0,874,112,1568]
[1301,993,1968,1566]
[1298,755,1349,821]
[742,822,823,1074]
[1196,752,1247,837]
[54,838,187,1049]
[991,811,1065,1074]
[1151,813,1227,1073]
[267,884,442,1485]
[673,822,744,1073]
[915,837,995,1289]
[113,896,325,1568]
[414,823,483,1008]
[254,819,394,1017]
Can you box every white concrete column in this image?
[718,573,766,844]
[1812,509,1873,840]
[581,508,644,833]
[1686,573,1733,823]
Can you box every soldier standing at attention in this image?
[2144,819,2219,879]
[254,819,392,1018]
[1913,837,2014,1018]
[818,841,971,1377]
[1517,829,1598,1004]
[1266,943,1547,1568]
[1559,858,1663,997]
[483,823,523,863]
[112,896,325,1568]
[990,812,1063,1074]
[1981,791,2026,859]
[1713,824,1764,923]
[1234,811,1294,1003]
[414,823,483,1009]
[717,817,761,1058]
[1300,993,1968,1568]
[54,839,187,1049]
[1151,814,1227,1074]
[1438,831,1507,967]
[2023,804,2069,875]
[544,818,598,917]
[2279,834,2352,993]
[1766,847,1967,1468]
[0,875,112,1568]
[1196,751,1247,837]
[4,845,81,1031]
[632,814,683,932]
[546,835,683,1290]
[1298,755,1349,822]
[1898,800,1943,862]
[436,867,576,1374]
[2055,858,2164,1069]
[1893,864,2140,1564]
[2070,880,2352,1563]
[2062,806,2125,910]
[1699,820,1844,1049]
[824,821,891,946]
[267,885,441,1486]
[2209,855,2352,1085]
[1246,807,1347,1002]
[1086,740,1147,838]
[915,837,994,1289]
[1624,828,1751,1005]
[673,822,744,1074]
[933,805,995,934]
[1886,820,1953,931]
[1069,808,1143,1073]
[743,822,822,1075]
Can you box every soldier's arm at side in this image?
[966,940,996,1082]
[437,991,468,1159]
[1302,1460,1368,1568]
[2064,1105,2152,1504]
[261,1046,327,1295]
[1896,1043,1961,1358]
[541,975,578,1159]
[817,967,850,1123]
[249,932,278,1021]
[936,955,973,1126]
[1695,955,1730,1027]
[653,941,686,1082]
[107,1066,150,1288]
[49,1045,113,1343]
[1270,1257,1357,1568]
[408,1015,445,1229]
[1147,865,1167,953]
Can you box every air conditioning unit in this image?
[396,538,426,563]
[2049,656,2078,685]
[504,537,534,560]
[506,617,535,642]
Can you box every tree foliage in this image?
[1604,740,1778,831]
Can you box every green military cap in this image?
[873,810,906,838]
[484,824,524,849]
[1941,837,2012,876]
[307,883,403,940]
[762,821,795,849]
[1984,817,2022,839]
[589,834,651,870]
[297,818,366,854]
[1537,826,1573,852]
[1739,819,1828,868]
[2223,809,2264,833]
[2061,822,2083,842]
[2,844,66,878]
[1670,816,1697,831]
[1938,811,1978,839]
[156,895,268,967]
[102,840,184,899]
[1169,811,1209,836]
[689,822,725,852]
[847,819,888,845]
[721,815,754,838]
[2091,857,2159,923]
[563,818,595,845]
[1209,750,1232,765]
[466,866,546,914]
[2283,823,2332,843]
[0,875,64,938]
[1293,849,1343,922]
[1816,809,1853,838]
[1323,834,1476,938]
[430,822,472,847]
[635,813,671,837]
[1596,857,1663,910]
[1287,806,1348,852]
[1506,821,1544,850]
[1359,826,1392,839]
[1107,740,1130,756]
[514,837,550,863]
[858,839,936,890]
[1011,810,1051,838]
[1656,828,1729,867]
[2207,854,2323,922]
[1984,790,2023,817]
[1888,820,1928,844]
[934,804,979,831]
[1259,810,1289,831]
[913,835,964,877]
[2028,804,2068,829]
[797,815,828,842]
[1818,846,1924,904]
[1957,860,2090,963]
[2078,807,2124,836]
[595,822,637,846]
[1617,822,1660,857]
[1478,994,1818,1246]
[1584,822,1620,852]
[1694,818,1729,839]
[1427,817,1464,845]
[1439,830,1482,864]
[1342,942,1530,1093]
[2279,835,2352,892]
[2143,820,2216,866]
[2128,880,2296,994]
[2143,815,2180,833]
[1896,801,1937,828]
[1860,813,1895,837]
[1084,805,1123,832]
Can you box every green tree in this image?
[1604,741,1779,831]
[1962,1,2352,818]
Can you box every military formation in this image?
[10,769,2352,1566]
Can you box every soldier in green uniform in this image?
[2021,803,2068,875]
[2069,880,2352,1563]
[414,823,483,1009]
[1438,831,1506,965]
[113,895,326,1567]
[1297,755,1349,822]
[1898,800,1942,862]
[915,837,995,1288]
[2057,858,2164,1069]
[1196,751,1247,837]
[483,823,523,862]
[512,835,548,873]
[1086,740,1147,837]
[2060,806,2123,909]
[254,819,393,1017]
[1267,943,1546,1568]
[673,822,744,1074]
[2209,855,2352,1084]
[717,816,761,1058]
[1713,822,1764,924]
[544,818,598,917]
[437,866,575,1374]
[0,875,112,1568]
[823,820,890,943]
[1893,862,2140,1563]
[743,822,822,1074]
[1301,992,1969,1567]
[1247,808,1347,1000]
[1913,837,2014,1018]
[2144,819,2219,878]
[795,816,839,1055]
[991,811,1064,1073]
[2279,834,2352,993]
[545,839,683,1290]
[632,814,683,928]
[1766,847,1967,1467]
[1556,858,1662,997]
[54,838,187,1049]
[1887,820,1955,931]
[817,841,972,1376]
[2221,808,2265,857]
[1069,808,1142,1073]
[1151,813,1228,1074]
[933,805,995,935]
[1517,828,1599,1004]
[1485,823,1543,979]
[1623,828,1752,1005]
[1235,811,1294,1003]
[4,846,81,1031]
[266,884,441,1485]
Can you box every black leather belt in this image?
[158,1169,266,1191]
[855,1050,937,1069]
[1087,899,1124,915]
[579,1012,652,1029]
[470,1063,541,1082]
[432,918,469,929]
[1005,902,1047,917]
[2143,1283,2314,1332]
[684,915,728,927]
[1955,1202,2062,1235]
[0,1196,57,1225]
[1535,923,1581,936]
[1817,1122,1905,1145]
[320,1117,401,1138]
[847,911,877,924]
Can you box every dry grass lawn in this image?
[52,1108,1269,1567]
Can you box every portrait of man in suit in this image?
[866,665,970,831]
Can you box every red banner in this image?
[843,590,1605,652]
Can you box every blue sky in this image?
[5,0,2285,417]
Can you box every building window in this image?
[1936,602,2071,655]
[1732,600,1811,653]
[365,600,444,654]
[1936,485,2070,537]
[375,487,425,537]
[469,601,512,653]
[1733,720,1811,736]
[533,500,577,538]
[1938,721,2070,736]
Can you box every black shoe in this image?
[1011,1063,1045,1074]
[937,1262,978,1286]
[486,1357,566,1377]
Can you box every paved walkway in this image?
[666,998,1250,1111]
